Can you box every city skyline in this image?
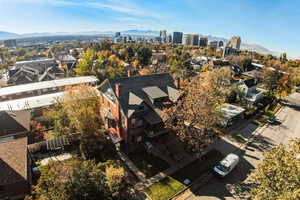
[0,0,299,57]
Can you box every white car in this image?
[213,153,239,177]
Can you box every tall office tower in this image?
[192,34,199,46]
[172,32,183,44]
[182,34,193,46]
[4,39,17,48]
[160,30,167,43]
[167,35,172,43]
[115,32,121,37]
[199,37,208,47]
[209,41,219,50]
[227,36,241,50]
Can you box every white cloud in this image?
[2,0,163,19]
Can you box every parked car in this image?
[213,153,239,177]
[267,116,281,125]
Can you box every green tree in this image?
[250,139,300,200]
[75,48,96,76]
[136,46,152,66]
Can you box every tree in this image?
[63,85,104,159]
[164,68,231,152]
[75,48,96,76]
[136,46,152,66]
[44,102,73,137]
[250,139,300,200]
[263,68,283,96]
[105,166,127,199]
[30,159,106,200]
[45,85,104,158]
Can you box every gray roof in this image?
[142,86,168,100]
[99,73,180,118]
[0,111,28,137]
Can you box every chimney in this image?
[175,77,180,89]
[115,83,122,138]
[127,70,132,77]
[115,83,121,98]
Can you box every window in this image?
[131,118,143,128]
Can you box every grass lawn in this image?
[145,176,185,200]
[128,148,170,178]
[171,149,223,183]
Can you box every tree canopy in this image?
[250,139,300,200]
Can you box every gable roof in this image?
[0,136,28,186]
[99,73,180,118]
[243,79,256,88]
[0,111,29,138]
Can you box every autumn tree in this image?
[30,159,107,200]
[250,139,300,200]
[105,166,127,199]
[63,84,104,159]
[164,68,231,152]
[75,48,96,76]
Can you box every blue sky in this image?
[0,0,299,57]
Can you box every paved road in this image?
[183,95,300,200]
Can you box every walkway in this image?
[117,151,147,182]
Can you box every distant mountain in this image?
[121,29,159,35]
[0,31,20,40]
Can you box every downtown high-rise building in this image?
[227,36,241,50]
[182,34,199,46]
[199,37,208,47]
[172,32,183,44]
[160,30,167,43]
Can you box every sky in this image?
[0,0,299,57]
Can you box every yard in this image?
[145,176,185,200]
[144,149,223,200]
[127,146,170,178]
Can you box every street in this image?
[183,93,300,200]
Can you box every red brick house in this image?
[98,73,181,150]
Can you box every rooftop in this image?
[0,137,28,186]
[220,103,245,119]
[0,76,98,97]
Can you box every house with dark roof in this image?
[98,73,181,150]
[238,79,264,104]
[0,111,31,200]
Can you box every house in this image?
[98,73,181,150]
[56,55,77,72]
[6,63,65,86]
[0,111,31,200]
[238,79,264,104]
[209,58,230,69]
[218,103,245,126]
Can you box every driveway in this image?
[182,96,300,200]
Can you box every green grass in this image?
[145,176,185,200]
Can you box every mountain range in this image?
[0,30,278,56]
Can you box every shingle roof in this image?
[0,111,29,137]
[243,79,256,88]
[99,73,180,118]
[0,137,28,186]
